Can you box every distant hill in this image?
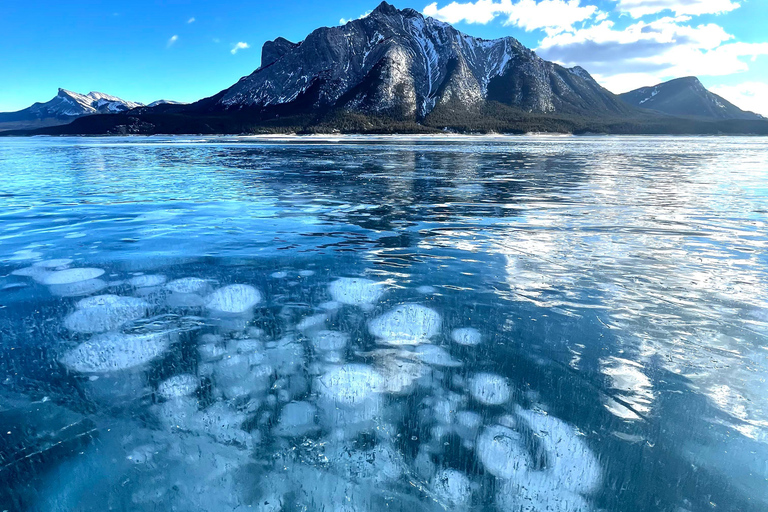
[0,89,143,132]
[619,77,763,121]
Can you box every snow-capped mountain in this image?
[207,1,629,119]
[0,89,144,131]
[619,77,763,121]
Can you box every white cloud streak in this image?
[614,0,741,19]
[423,0,599,34]
[231,42,251,55]
[167,35,178,48]
[188,17,196,24]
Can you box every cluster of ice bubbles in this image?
[7,255,603,512]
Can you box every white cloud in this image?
[167,35,178,48]
[614,0,740,18]
[536,16,768,93]
[423,0,599,33]
[188,17,196,24]
[231,42,251,55]
[710,82,768,117]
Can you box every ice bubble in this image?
[310,330,350,352]
[476,425,531,479]
[328,277,385,306]
[33,258,73,269]
[328,443,405,484]
[205,284,262,315]
[316,364,384,407]
[128,274,166,288]
[126,444,157,465]
[196,402,251,445]
[433,469,472,508]
[198,342,228,362]
[319,301,342,311]
[469,372,511,405]
[296,313,328,332]
[274,401,318,437]
[517,408,602,494]
[299,270,315,277]
[212,353,272,399]
[417,285,437,294]
[166,277,210,294]
[157,374,199,399]
[11,266,53,283]
[451,327,482,346]
[369,351,428,394]
[60,331,173,373]
[369,304,442,345]
[496,473,593,512]
[414,345,462,367]
[63,295,149,333]
[49,278,108,297]
[455,410,482,440]
[42,268,105,285]
[270,271,288,279]
[266,336,305,375]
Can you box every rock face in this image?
[209,1,629,121]
[619,77,763,120]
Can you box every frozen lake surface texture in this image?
[1,136,767,512]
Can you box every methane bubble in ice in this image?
[433,469,472,508]
[166,277,209,294]
[451,327,482,346]
[368,303,442,345]
[496,473,593,512]
[42,268,105,285]
[469,372,511,405]
[310,330,350,352]
[328,277,385,306]
[414,344,462,367]
[205,284,262,315]
[270,271,288,279]
[316,365,384,406]
[517,408,602,494]
[157,374,199,399]
[11,266,54,283]
[33,258,73,268]
[63,295,149,333]
[477,425,531,479]
[128,274,167,288]
[60,331,173,373]
[274,401,319,437]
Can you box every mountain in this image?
[0,89,143,131]
[619,77,763,121]
[7,2,768,135]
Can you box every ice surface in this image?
[369,303,442,345]
[468,372,511,405]
[413,344,462,367]
[328,277,385,306]
[166,277,210,294]
[310,330,350,352]
[496,472,592,511]
[33,258,73,268]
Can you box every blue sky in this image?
[1,0,767,115]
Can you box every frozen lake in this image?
[1,135,767,511]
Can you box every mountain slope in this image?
[0,89,143,131]
[619,77,763,120]
[209,2,630,120]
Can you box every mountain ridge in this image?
[4,2,768,136]
[619,77,763,121]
